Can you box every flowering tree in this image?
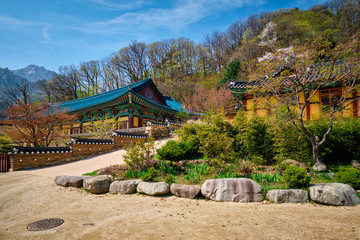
[182,85,235,114]
[2,102,75,147]
[249,34,360,171]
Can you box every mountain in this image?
[12,64,56,82]
[0,67,29,90]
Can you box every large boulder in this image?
[83,175,113,194]
[310,183,360,206]
[312,163,327,172]
[352,160,360,170]
[170,183,201,199]
[54,175,85,188]
[137,182,169,196]
[109,180,142,194]
[266,189,309,203]
[201,178,264,202]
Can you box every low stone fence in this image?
[54,176,360,206]
[10,120,183,171]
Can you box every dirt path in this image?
[17,138,170,179]
[1,172,360,240]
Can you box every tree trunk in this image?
[312,145,324,165]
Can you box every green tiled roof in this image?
[55,77,182,113]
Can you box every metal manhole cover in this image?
[27,218,64,231]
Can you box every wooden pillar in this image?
[306,92,311,121]
[353,91,358,118]
[128,114,134,129]
[139,117,143,127]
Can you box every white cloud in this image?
[42,24,52,41]
[86,0,264,33]
[91,0,145,10]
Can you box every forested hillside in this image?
[37,0,359,106]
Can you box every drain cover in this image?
[27,218,64,231]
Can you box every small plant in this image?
[283,165,311,188]
[237,159,256,175]
[157,161,178,175]
[335,168,360,189]
[142,167,159,182]
[184,162,209,184]
[83,170,98,176]
[165,174,176,185]
[215,172,237,179]
[125,169,148,179]
[251,172,282,184]
[124,139,156,170]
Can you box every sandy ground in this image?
[1,138,360,240]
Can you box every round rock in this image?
[310,183,360,206]
[109,180,142,194]
[266,189,309,203]
[54,175,85,188]
[83,175,113,194]
[170,183,201,199]
[137,182,169,196]
[201,178,264,202]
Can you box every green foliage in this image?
[141,167,159,182]
[307,117,360,164]
[267,110,312,164]
[215,172,237,179]
[157,161,179,175]
[125,169,148,179]
[218,59,240,88]
[124,139,155,170]
[82,170,98,176]
[235,114,275,165]
[164,174,176,185]
[157,137,200,162]
[335,168,360,189]
[0,135,13,153]
[251,172,282,185]
[184,163,210,184]
[283,166,311,188]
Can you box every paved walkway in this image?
[18,138,169,178]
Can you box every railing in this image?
[0,153,10,172]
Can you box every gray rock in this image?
[351,160,360,170]
[137,182,169,196]
[201,178,264,202]
[170,183,201,199]
[310,183,360,206]
[266,189,309,203]
[54,175,85,188]
[312,163,327,172]
[109,180,142,194]
[83,175,113,194]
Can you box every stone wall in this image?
[10,122,180,171]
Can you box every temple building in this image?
[56,77,183,135]
[228,61,359,120]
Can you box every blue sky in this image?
[0,0,325,72]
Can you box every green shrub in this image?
[283,165,311,188]
[235,115,275,165]
[124,139,155,170]
[0,135,13,153]
[236,159,256,175]
[125,169,148,179]
[215,172,237,179]
[164,175,176,185]
[307,117,360,164]
[335,168,360,189]
[141,167,159,182]
[157,140,184,162]
[83,170,98,176]
[157,161,178,175]
[184,163,210,184]
[251,172,282,184]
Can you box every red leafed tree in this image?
[182,85,235,114]
[2,102,75,147]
